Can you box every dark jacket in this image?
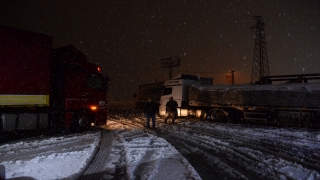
[166,100,178,112]
[144,101,158,114]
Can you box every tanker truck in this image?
[159,73,320,127]
[0,25,109,133]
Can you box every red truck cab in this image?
[52,45,109,130]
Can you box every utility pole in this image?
[226,70,235,85]
[231,70,234,85]
[250,16,270,84]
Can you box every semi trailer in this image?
[159,73,320,127]
[0,25,109,133]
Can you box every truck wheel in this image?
[78,116,90,129]
[71,111,91,131]
[210,110,226,122]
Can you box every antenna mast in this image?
[251,16,270,83]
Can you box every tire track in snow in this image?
[133,150,155,179]
[185,123,320,174]
[80,129,128,180]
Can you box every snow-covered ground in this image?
[0,132,100,179]
[103,120,201,180]
[1,112,320,180]
[0,120,200,180]
[109,114,320,180]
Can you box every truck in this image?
[158,74,212,117]
[159,73,320,127]
[0,25,109,133]
[135,82,164,109]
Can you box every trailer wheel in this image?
[210,110,226,122]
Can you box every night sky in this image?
[1,0,319,101]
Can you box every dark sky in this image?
[1,0,319,101]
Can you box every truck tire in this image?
[210,110,226,122]
[71,110,92,131]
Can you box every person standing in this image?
[164,97,178,124]
[143,98,158,129]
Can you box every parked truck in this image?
[0,25,109,133]
[159,73,320,127]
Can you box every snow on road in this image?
[104,120,201,180]
[0,119,200,180]
[0,132,100,179]
[109,113,320,180]
[1,112,320,180]
[167,120,320,179]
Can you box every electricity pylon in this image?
[250,16,270,84]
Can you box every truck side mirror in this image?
[104,76,110,90]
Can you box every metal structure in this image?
[261,73,320,84]
[251,16,270,83]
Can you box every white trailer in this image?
[158,74,213,117]
[159,74,320,127]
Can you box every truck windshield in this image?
[86,74,104,89]
[162,87,172,96]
